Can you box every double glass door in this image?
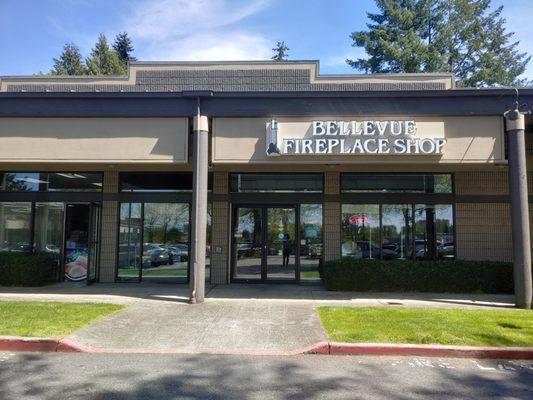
[232,206,298,282]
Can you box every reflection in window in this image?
[117,203,142,281]
[141,203,190,280]
[34,203,65,275]
[0,172,102,192]
[415,205,455,260]
[341,204,455,260]
[382,204,413,259]
[230,173,323,193]
[0,202,32,253]
[341,174,452,193]
[300,204,323,281]
[341,205,380,259]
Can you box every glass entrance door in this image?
[64,204,90,282]
[63,203,100,283]
[233,207,263,280]
[232,206,298,282]
[266,207,297,280]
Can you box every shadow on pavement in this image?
[0,353,531,399]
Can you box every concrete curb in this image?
[1,336,532,359]
[305,342,533,359]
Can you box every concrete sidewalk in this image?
[0,282,516,308]
[0,283,517,353]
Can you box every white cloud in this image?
[145,31,272,61]
[122,0,273,61]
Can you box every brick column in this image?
[323,171,341,261]
[210,172,230,284]
[454,171,513,261]
[99,170,119,283]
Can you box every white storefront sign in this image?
[266,119,447,156]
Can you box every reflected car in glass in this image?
[167,244,189,262]
[438,242,455,259]
[143,243,172,268]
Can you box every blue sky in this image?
[1,0,533,78]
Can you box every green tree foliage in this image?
[51,43,87,75]
[85,34,127,76]
[348,0,531,87]
[271,41,290,61]
[113,32,136,66]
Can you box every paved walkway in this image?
[0,283,517,352]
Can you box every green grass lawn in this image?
[316,307,533,347]
[0,301,125,338]
[300,270,321,280]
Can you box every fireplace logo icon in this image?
[266,118,280,156]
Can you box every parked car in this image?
[308,243,323,259]
[356,241,397,259]
[438,242,455,259]
[142,243,171,268]
[236,242,253,258]
[168,244,189,262]
[146,249,171,268]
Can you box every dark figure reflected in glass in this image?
[282,233,291,268]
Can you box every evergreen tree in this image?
[86,34,127,76]
[51,43,87,75]
[113,32,136,66]
[348,0,531,87]
[271,41,290,61]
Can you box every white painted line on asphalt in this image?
[471,360,496,370]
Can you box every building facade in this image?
[0,61,531,303]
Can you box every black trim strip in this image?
[0,92,530,117]
[228,193,324,204]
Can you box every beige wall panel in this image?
[0,118,188,163]
[212,117,504,164]
[210,201,229,284]
[455,203,512,262]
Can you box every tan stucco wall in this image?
[0,118,188,163]
[212,116,504,164]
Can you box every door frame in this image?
[86,202,101,285]
[230,204,301,284]
[61,202,101,284]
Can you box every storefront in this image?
[0,61,531,305]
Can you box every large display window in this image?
[117,202,190,282]
[0,202,32,253]
[342,204,454,260]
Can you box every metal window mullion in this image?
[139,203,144,282]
